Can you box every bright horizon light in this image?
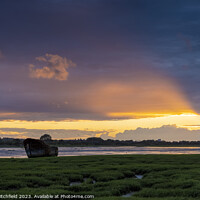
[0,112,199,139]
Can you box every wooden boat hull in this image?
[23,138,58,158]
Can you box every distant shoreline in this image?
[1,145,200,148]
[2,137,200,148]
[1,146,200,148]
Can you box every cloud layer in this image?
[101,125,200,141]
[0,0,200,124]
[29,54,75,81]
[1,125,200,142]
[0,128,105,140]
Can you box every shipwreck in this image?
[23,138,58,158]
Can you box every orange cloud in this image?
[29,53,76,81]
[0,112,19,117]
[77,71,194,118]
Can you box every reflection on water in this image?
[121,191,135,197]
[135,175,143,179]
[70,181,82,186]
[0,146,200,158]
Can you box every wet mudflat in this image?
[1,146,200,158]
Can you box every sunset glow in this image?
[1,1,200,141]
[0,112,199,139]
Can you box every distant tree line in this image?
[1,136,200,147]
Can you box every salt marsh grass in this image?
[0,155,200,199]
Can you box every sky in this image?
[1,0,200,141]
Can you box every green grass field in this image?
[1,155,200,199]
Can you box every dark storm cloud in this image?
[1,0,200,120]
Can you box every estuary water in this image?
[1,146,200,158]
